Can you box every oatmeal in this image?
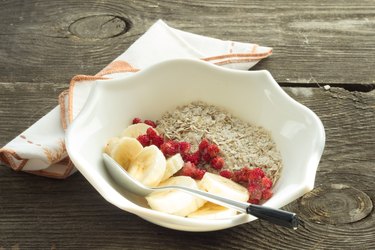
[156,101,282,184]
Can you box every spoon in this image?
[103,153,301,229]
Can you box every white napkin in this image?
[0,20,272,178]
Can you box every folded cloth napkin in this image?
[0,20,272,179]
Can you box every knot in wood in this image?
[69,15,130,39]
[298,184,372,225]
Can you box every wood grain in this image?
[0,0,374,86]
[1,82,374,249]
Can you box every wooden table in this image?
[1,1,374,249]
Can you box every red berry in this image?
[248,184,262,200]
[248,199,260,204]
[194,168,206,180]
[151,135,164,148]
[232,167,251,183]
[132,117,142,124]
[180,162,206,180]
[144,119,157,128]
[160,140,179,156]
[178,141,191,155]
[207,144,220,158]
[248,167,265,182]
[219,170,233,179]
[198,138,210,152]
[262,189,273,200]
[137,134,150,147]
[180,162,195,177]
[146,127,158,139]
[210,156,225,170]
[183,151,200,165]
[261,176,273,190]
[202,152,211,163]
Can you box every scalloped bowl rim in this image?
[66,58,325,231]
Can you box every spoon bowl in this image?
[103,153,301,229]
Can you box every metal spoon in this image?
[103,153,300,229]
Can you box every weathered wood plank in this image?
[0,82,374,249]
[0,0,374,86]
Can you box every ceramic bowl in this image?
[65,59,325,232]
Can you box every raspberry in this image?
[178,141,191,155]
[262,189,273,200]
[202,152,211,163]
[232,167,251,183]
[194,168,206,180]
[207,144,220,158]
[146,127,158,139]
[248,167,265,182]
[198,138,210,152]
[180,162,206,180]
[261,176,273,190]
[248,199,260,205]
[160,140,179,156]
[137,134,150,147]
[183,151,200,165]
[151,135,164,148]
[248,184,262,200]
[144,119,157,128]
[210,156,225,170]
[219,170,233,179]
[132,117,142,124]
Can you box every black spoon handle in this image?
[247,204,300,229]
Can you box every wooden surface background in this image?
[0,0,374,249]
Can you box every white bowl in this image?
[65,59,325,232]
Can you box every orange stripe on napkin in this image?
[0,148,28,171]
[26,157,75,179]
[96,60,139,77]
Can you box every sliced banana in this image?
[161,153,184,182]
[103,137,120,155]
[187,202,237,219]
[146,176,206,217]
[127,145,166,187]
[199,172,249,202]
[110,137,143,170]
[121,123,157,138]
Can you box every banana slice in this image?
[121,123,157,138]
[127,145,166,187]
[199,172,249,202]
[146,176,206,216]
[161,153,184,181]
[104,137,120,155]
[110,137,143,170]
[187,202,237,219]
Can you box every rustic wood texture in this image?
[0,0,374,87]
[1,0,375,249]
